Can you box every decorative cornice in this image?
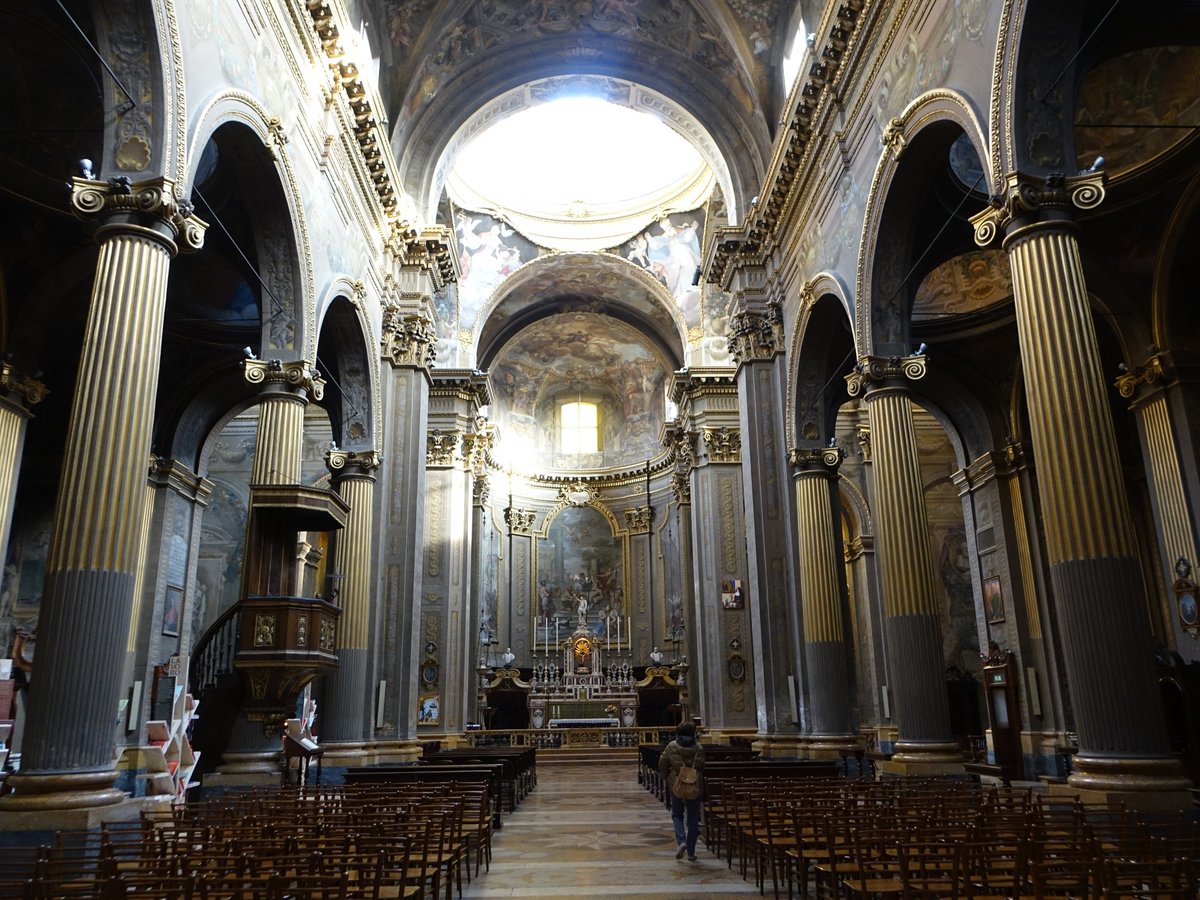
[71,176,207,253]
[1115,350,1173,400]
[325,448,382,478]
[703,0,867,288]
[971,170,1106,247]
[727,299,785,364]
[242,358,325,401]
[669,367,738,406]
[623,506,653,534]
[429,369,491,408]
[504,508,536,535]
[703,426,742,464]
[380,307,437,370]
[844,353,927,398]
[149,456,214,505]
[789,446,844,475]
[0,362,48,409]
[426,429,460,468]
[386,222,457,292]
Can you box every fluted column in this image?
[0,364,47,572]
[0,177,205,816]
[847,354,960,770]
[318,450,381,756]
[791,447,858,755]
[217,359,323,779]
[973,171,1187,803]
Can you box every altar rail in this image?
[463,727,674,749]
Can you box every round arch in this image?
[786,272,855,448]
[315,286,380,453]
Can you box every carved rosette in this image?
[623,506,653,534]
[727,300,784,363]
[426,429,460,468]
[504,508,536,535]
[1114,350,1172,400]
[970,171,1106,247]
[0,362,48,411]
[325,448,382,479]
[844,354,928,398]
[381,308,437,369]
[788,446,844,476]
[703,426,742,463]
[242,358,325,401]
[71,176,207,253]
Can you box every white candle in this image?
[617,615,621,648]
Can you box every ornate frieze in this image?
[71,176,207,253]
[1115,350,1173,400]
[0,362,48,410]
[325,449,382,478]
[426,429,460,467]
[381,308,437,370]
[623,506,653,534]
[788,446,844,474]
[970,171,1106,247]
[704,427,742,464]
[727,299,784,363]
[844,353,928,398]
[242,358,325,401]
[504,508,536,535]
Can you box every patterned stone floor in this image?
[461,760,762,899]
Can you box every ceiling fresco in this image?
[912,249,1012,320]
[489,311,671,473]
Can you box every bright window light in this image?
[782,23,808,92]
[561,401,599,454]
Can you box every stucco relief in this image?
[912,249,1012,320]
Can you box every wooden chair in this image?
[1029,857,1102,900]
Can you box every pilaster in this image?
[0,363,47,570]
[1,177,206,822]
[973,171,1188,805]
[846,353,961,770]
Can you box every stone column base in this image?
[0,771,140,831]
[315,742,370,768]
[1060,755,1192,812]
[881,740,964,777]
[207,749,283,788]
[368,739,423,765]
[751,734,806,759]
[805,735,863,759]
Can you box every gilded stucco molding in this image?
[727,299,785,364]
[703,426,742,464]
[426,429,460,468]
[504,508,537,536]
[71,176,207,253]
[380,307,437,370]
[428,370,491,409]
[971,171,1106,247]
[623,506,653,534]
[844,352,927,397]
[242,358,325,401]
[0,362,48,411]
[1115,350,1173,402]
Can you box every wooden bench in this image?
[424,748,537,809]
[343,764,506,828]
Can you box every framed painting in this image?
[721,579,744,609]
[161,586,183,637]
[983,577,1005,624]
[417,694,440,726]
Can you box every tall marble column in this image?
[846,354,960,771]
[372,306,434,762]
[729,298,805,757]
[972,172,1188,804]
[0,364,47,569]
[319,449,381,760]
[1116,351,1200,657]
[216,358,324,781]
[0,177,205,818]
[790,446,858,756]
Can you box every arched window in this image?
[560,400,600,454]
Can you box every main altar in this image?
[527,621,638,730]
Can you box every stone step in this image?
[537,746,640,765]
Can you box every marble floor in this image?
[461,760,762,899]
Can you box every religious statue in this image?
[576,593,588,626]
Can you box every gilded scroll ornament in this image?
[1114,350,1172,400]
[970,171,1106,247]
[727,300,785,363]
[426,429,460,467]
[325,448,382,476]
[71,176,207,253]
[623,506,653,533]
[704,427,743,463]
[242,358,325,401]
[381,309,437,369]
[844,353,928,398]
[788,446,844,474]
[0,362,48,409]
[504,508,537,535]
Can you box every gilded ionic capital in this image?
[71,176,207,253]
[325,449,382,479]
[426,429,460,468]
[242,358,325,401]
[788,445,843,475]
[727,299,784,363]
[1115,350,1173,400]
[381,306,437,370]
[703,426,742,463]
[971,170,1105,247]
[0,361,48,411]
[844,353,927,398]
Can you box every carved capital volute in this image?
[325,448,382,479]
[0,362,48,410]
[703,426,742,463]
[242,358,325,401]
[1115,350,1173,401]
[623,506,653,534]
[971,170,1105,247]
[473,472,491,507]
[727,299,784,364]
[71,176,207,254]
[789,445,844,476]
[845,353,927,398]
[504,508,536,535]
[880,117,906,157]
[426,429,460,468]
[381,307,437,369]
[461,429,495,472]
[670,470,691,506]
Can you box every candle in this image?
[616,615,621,649]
